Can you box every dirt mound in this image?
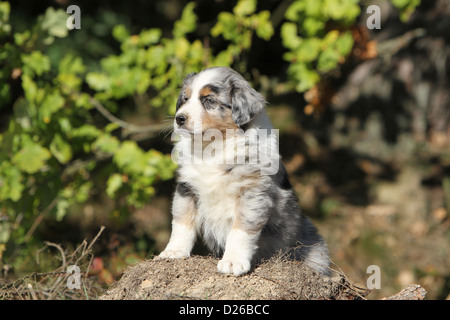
[99,255,370,300]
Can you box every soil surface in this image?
[99,255,372,300]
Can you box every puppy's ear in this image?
[176,72,197,111]
[230,77,266,126]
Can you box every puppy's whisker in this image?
[159,117,175,139]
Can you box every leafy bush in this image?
[0,0,275,262]
[280,0,420,92]
[281,0,359,92]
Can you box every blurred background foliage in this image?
[0,0,449,299]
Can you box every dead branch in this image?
[383,284,427,300]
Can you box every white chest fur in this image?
[178,162,241,248]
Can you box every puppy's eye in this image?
[202,96,215,108]
[204,96,214,104]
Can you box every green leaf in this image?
[73,92,93,109]
[188,39,206,63]
[254,11,274,40]
[12,140,51,174]
[0,162,23,202]
[58,117,72,134]
[317,47,341,72]
[173,2,197,38]
[56,73,82,92]
[323,0,360,23]
[21,51,51,77]
[148,150,177,180]
[58,54,85,74]
[322,30,339,46]
[212,49,234,67]
[50,133,72,164]
[138,28,161,46]
[13,31,30,46]
[211,12,238,41]
[303,0,321,18]
[233,0,257,17]
[285,1,306,22]
[106,173,123,198]
[392,0,421,22]
[0,221,11,243]
[86,72,111,92]
[39,91,65,123]
[56,198,70,221]
[112,24,129,42]
[174,37,190,60]
[289,62,320,92]
[75,182,92,203]
[40,7,69,39]
[296,38,321,62]
[72,124,101,139]
[108,68,151,98]
[104,123,120,133]
[93,134,120,154]
[302,17,325,37]
[145,46,166,70]
[21,74,38,102]
[100,55,122,74]
[114,140,146,174]
[335,31,354,56]
[0,1,11,37]
[13,98,33,131]
[281,22,301,50]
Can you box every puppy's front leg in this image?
[217,188,271,276]
[159,188,197,259]
[217,227,259,276]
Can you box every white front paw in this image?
[217,258,251,276]
[158,249,190,259]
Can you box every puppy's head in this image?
[174,67,266,134]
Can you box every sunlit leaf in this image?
[112,24,129,42]
[0,162,23,202]
[106,173,123,198]
[173,2,197,38]
[72,124,101,139]
[281,22,301,50]
[93,134,120,154]
[86,72,111,92]
[39,91,64,123]
[138,28,161,46]
[40,7,68,38]
[12,140,51,174]
[58,55,85,74]
[21,51,50,76]
[233,0,257,17]
[50,133,72,164]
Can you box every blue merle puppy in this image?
[159,67,330,276]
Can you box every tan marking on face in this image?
[199,86,213,98]
[201,108,239,133]
[185,87,192,100]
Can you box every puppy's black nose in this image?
[176,114,187,126]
